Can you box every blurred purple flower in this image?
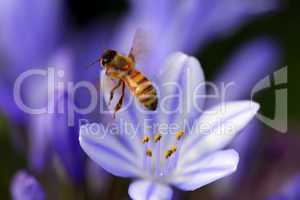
[0,0,63,122]
[0,0,108,186]
[85,158,111,197]
[10,170,45,200]
[27,49,85,184]
[211,38,281,104]
[268,174,300,200]
[111,0,280,75]
[210,38,281,197]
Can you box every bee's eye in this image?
[101,50,116,66]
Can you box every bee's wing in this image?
[128,28,151,63]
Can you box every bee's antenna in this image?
[85,59,100,68]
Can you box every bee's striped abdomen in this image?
[125,69,158,111]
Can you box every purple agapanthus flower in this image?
[0,0,91,184]
[10,170,45,200]
[111,0,280,73]
[267,174,300,200]
[0,0,63,122]
[79,52,260,199]
[24,48,86,184]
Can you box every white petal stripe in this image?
[79,125,142,178]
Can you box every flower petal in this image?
[172,0,280,52]
[171,149,239,191]
[28,114,51,173]
[129,180,173,200]
[86,159,111,195]
[181,101,259,164]
[10,170,45,200]
[26,49,85,184]
[79,123,142,178]
[0,0,63,74]
[156,52,205,150]
[127,0,279,66]
[0,81,25,122]
[157,52,205,123]
[100,70,146,154]
[50,94,86,184]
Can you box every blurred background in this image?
[0,0,298,199]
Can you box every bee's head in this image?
[100,49,117,67]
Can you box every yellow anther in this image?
[165,145,177,159]
[176,130,184,140]
[170,145,177,153]
[146,149,152,157]
[165,150,173,159]
[154,133,162,143]
[142,135,150,144]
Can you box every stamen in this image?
[170,145,177,153]
[172,142,182,171]
[165,150,172,159]
[142,135,151,173]
[146,148,153,157]
[171,131,185,171]
[146,148,154,175]
[154,133,162,176]
[142,131,184,177]
[176,130,184,140]
[142,135,150,144]
[165,145,177,159]
[154,133,162,143]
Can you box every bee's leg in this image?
[113,81,125,118]
[109,79,122,106]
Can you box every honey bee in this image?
[99,31,158,117]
